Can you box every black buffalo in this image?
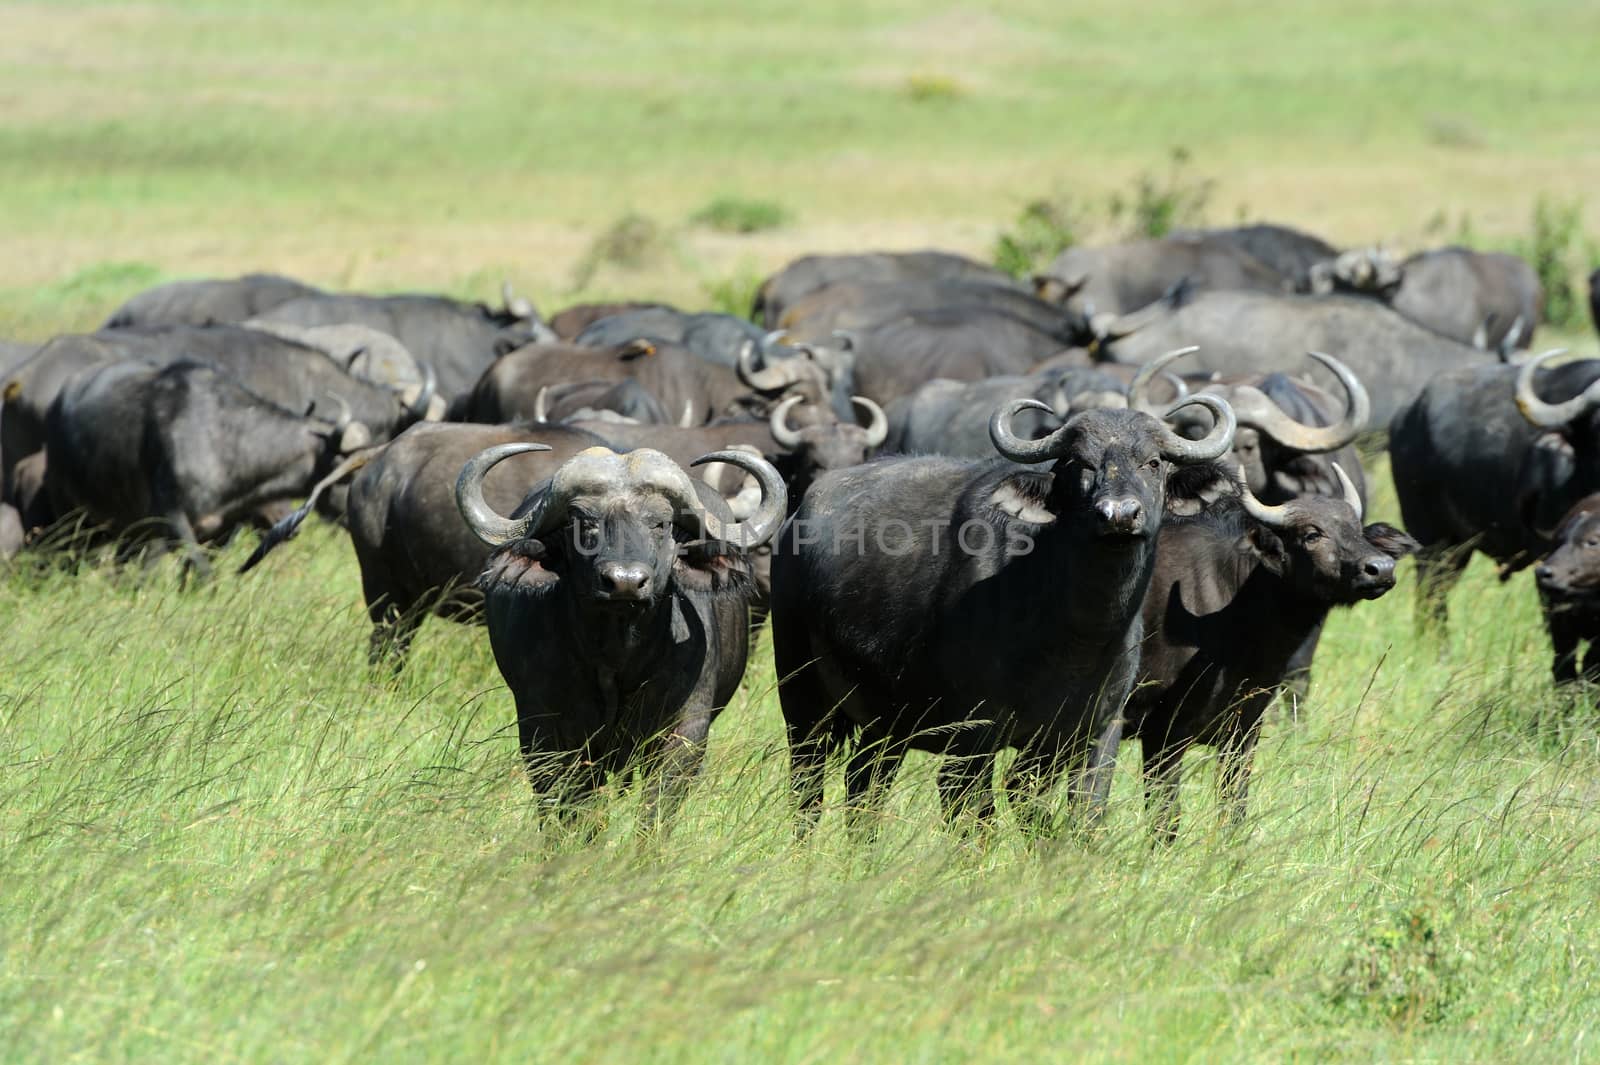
[243,423,610,668]
[458,443,785,825]
[1098,289,1497,428]
[103,273,321,328]
[1535,494,1600,691]
[45,360,372,577]
[771,395,1236,832]
[249,285,555,399]
[1128,470,1417,841]
[1170,223,1340,291]
[885,366,1130,458]
[1390,349,1600,630]
[777,279,1091,348]
[754,250,1014,329]
[1035,235,1287,317]
[1389,246,1542,352]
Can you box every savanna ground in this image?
[3,1,1600,1060]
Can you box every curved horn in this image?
[761,328,793,352]
[326,392,353,432]
[1332,461,1363,522]
[1498,315,1527,362]
[402,360,437,420]
[1236,464,1291,529]
[990,399,1069,464]
[1155,394,1236,464]
[736,340,794,391]
[687,450,788,549]
[853,396,888,448]
[502,280,535,320]
[1127,346,1201,413]
[1228,351,1370,453]
[769,394,806,449]
[455,443,554,547]
[533,385,550,424]
[344,346,368,372]
[679,400,695,427]
[1514,349,1593,428]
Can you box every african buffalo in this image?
[1389,246,1542,351]
[1390,349,1600,631]
[884,366,1129,458]
[754,251,1014,329]
[1098,289,1498,428]
[103,273,321,329]
[45,360,371,578]
[548,301,671,340]
[1170,224,1340,290]
[1535,494,1600,691]
[458,443,785,825]
[242,423,608,667]
[250,284,555,399]
[778,279,1091,348]
[1128,469,1417,841]
[1035,235,1287,316]
[771,394,1236,833]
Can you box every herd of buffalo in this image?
[5,221,1600,836]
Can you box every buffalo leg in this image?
[937,753,997,826]
[1413,547,1469,636]
[366,595,422,675]
[1547,609,1583,686]
[843,726,905,834]
[1216,716,1265,831]
[1140,738,1187,846]
[641,714,712,834]
[786,714,834,837]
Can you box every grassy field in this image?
[2,0,1598,337]
[4,1,1600,1060]
[3,466,1600,1061]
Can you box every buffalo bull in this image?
[45,360,371,578]
[884,367,1130,458]
[1098,289,1497,428]
[457,444,785,825]
[242,423,611,669]
[1034,235,1288,317]
[1128,469,1418,842]
[1535,494,1600,692]
[753,250,1014,329]
[771,394,1236,833]
[1390,350,1600,632]
[103,272,321,329]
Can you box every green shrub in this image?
[1107,146,1214,240]
[902,73,966,105]
[701,266,764,321]
[690,197,791,235]
[569,213,671,291]
[993,196,1082,279]
[1324,901,1471,1027]
[1509,197,1594,330]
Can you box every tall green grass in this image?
[2,464,1598,1060]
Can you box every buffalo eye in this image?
[1301,527,1324,545]
[1144,457,1161,472]
[1585,536,1600,549]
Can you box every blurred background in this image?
[3,0,1595,341]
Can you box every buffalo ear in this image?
[1364,522,1421,559]
[989,472,1057,526]
[1242,525,1288,575]
[1165,460,1232,517]
[494,335,525,357]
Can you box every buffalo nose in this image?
[598,562,651,598]
[1363,557,1395,581]
[1094,497,1144,535]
